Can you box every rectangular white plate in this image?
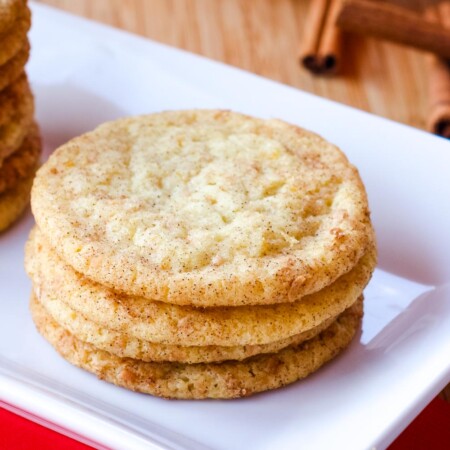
[1,3,450,449]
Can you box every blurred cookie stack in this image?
[26,110,376,399]
[0,0,41,232]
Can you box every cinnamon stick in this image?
[317,0,343,73]
[337,0,450,59]
[425,2,450,138]
[299,0,343,75]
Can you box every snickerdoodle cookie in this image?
[0,121,40,194]
[0,3,30,66]
[0,39,29,92]
[0,169,34,232]
[32,110,373,307]
[30,293,363,399]
[26,227,375,346]
[0,73,34,162]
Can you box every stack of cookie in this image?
[0,0,41,232]
[26,110,376,399]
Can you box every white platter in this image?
[1,3,450,449]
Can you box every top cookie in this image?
[0,2,30,66]
[32,110,373,306]
[0,0,25,35]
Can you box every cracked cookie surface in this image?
[32,110,374,306]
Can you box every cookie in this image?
[30,294,363,399]
[33,288,347,363]
[26,227,376,346]
[0,2,30,66]
[0,122,41,194]
[0,169,33,232]
[0,71,30,126]
[0,39,29,92]
[0,0,26,35]
[32,110,373,307]
[0,73,34,161]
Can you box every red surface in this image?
[0,396,449,449]
[389,397,450,450]
[0,407,92,450]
